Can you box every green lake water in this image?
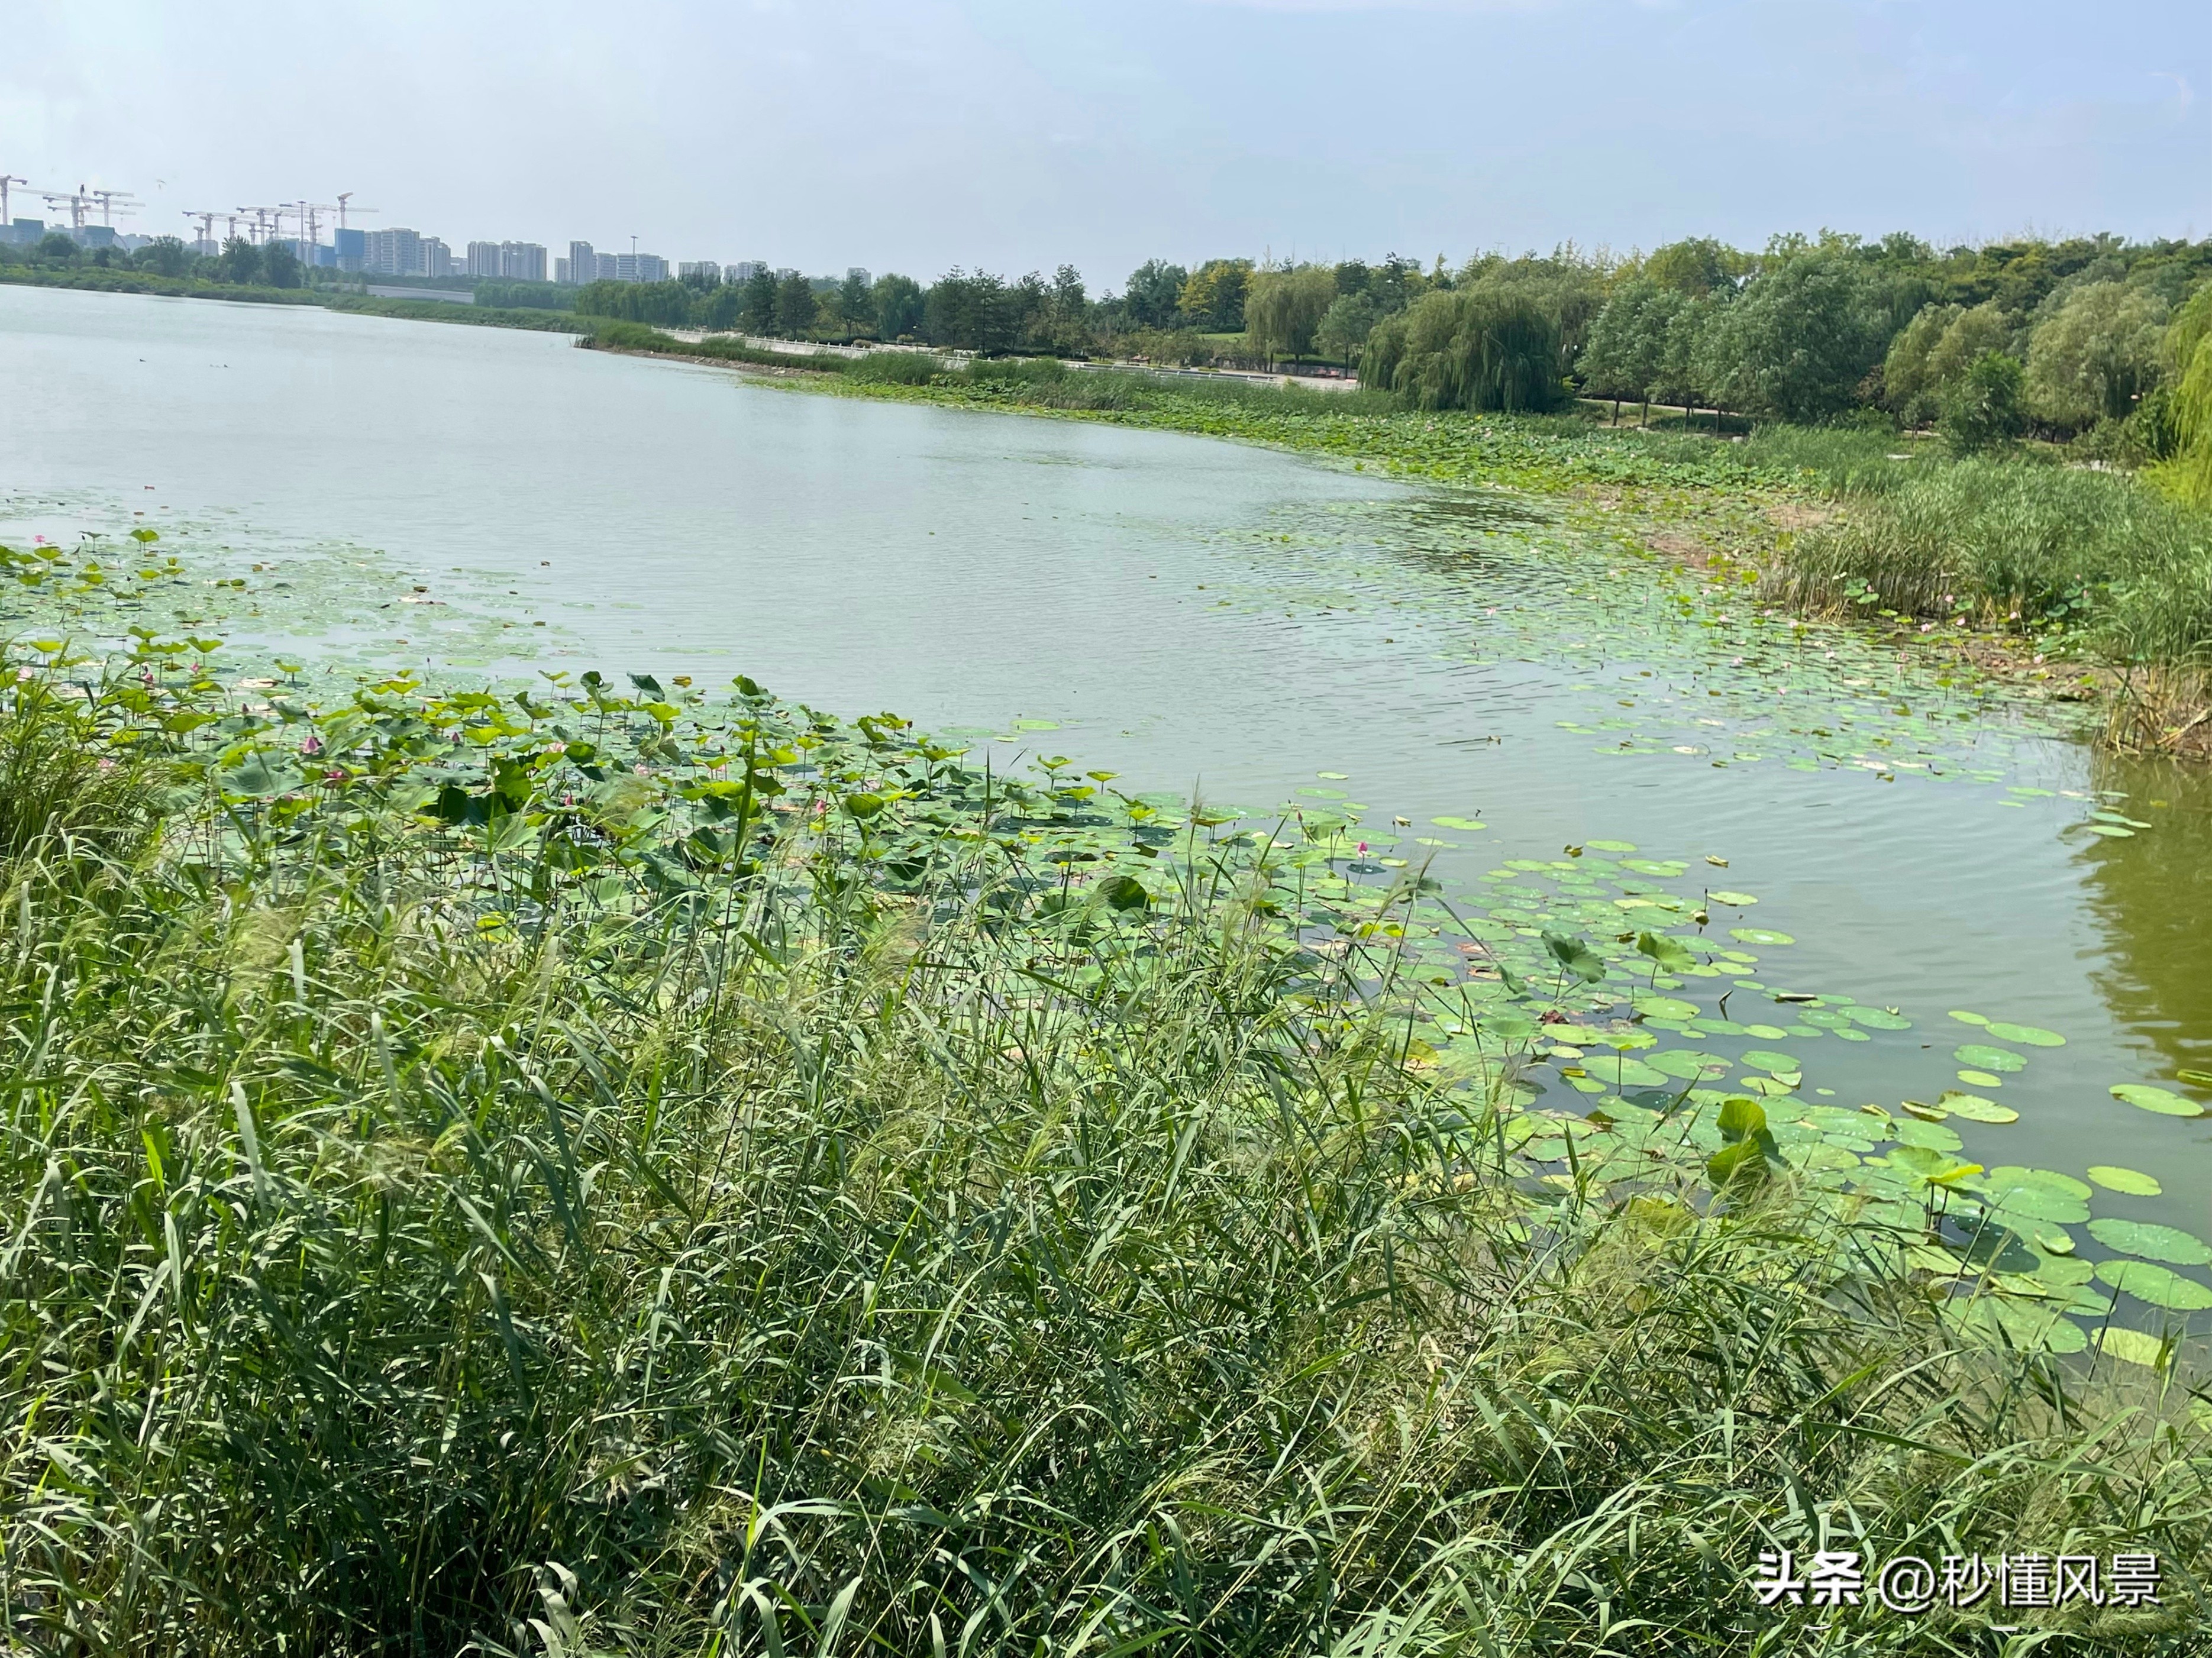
[4,283,2210,1309]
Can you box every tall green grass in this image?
[2,668,2207,1654]
[1769,458,2212,667]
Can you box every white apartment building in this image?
[362,227,424,277]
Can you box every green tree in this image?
[1642,237,1738,297]
[2025,282,2169,430]
[1120,260,1186,331]
[1698,248,1885,422]
[1938,351,2029,454]
[871,273,925,341]
[773,272,818,338]
[2153,282,2212,506]
[1361,289,1564,412]
[131,236,190,278]
[924,270,1015,353]
[740,269,778,334]
[1576,277,1686,421]
[1177,258,1253,332]
[837,270,872,337]
[217,237,261,285]
[1315,291,1381,369]
[263,240,301,289]
[1244,265,1336,365]
[33,231,77,264]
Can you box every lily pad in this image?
[2086,1165,2162,1197]
[2093,1326,2168,1368]
[1632,995,1699,1021]
[1648,1049,1729,1081]
[1841,1006,1910,1030]
[2110,1084,2204,1118]
[2086,1218,2212,1266]
[1984,1022,2065,1048]
[1432,816,1488,832]
[1585,839,1636,852]
[1739,1049,1802,1075]
[1948,1010,1990,1026]
[1729,927,1795,946]
[1956,1069,2003,1089]
[1955,1044,2026,1074]
[1707,891,1758,907]
[1940,1093,2019,1124]
[2094,1260,2212,1311]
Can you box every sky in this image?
[5,0,2207,289]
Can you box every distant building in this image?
[678,261,723,283]
[846,267,870,287]
[466,241,503,278]
[566,241,595,285]
[363,227,424,277]
[499,241,547,282]
[774,267,799,281]
[554,257,573,285]
[595,252,619,281]
[613,253,669,283]
[729,260,766,283]
[422,237,453,278]
[73,225,118,250]
[1,218,44,246]
[334,226,366,272]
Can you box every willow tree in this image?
[1245,265,1336,366]
[2156,282,2212,508]
[1361,289,1564,412]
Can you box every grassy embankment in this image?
[2,632,2210,1654]
[593,327,2212,752]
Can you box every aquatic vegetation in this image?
[3,629,2210,1652]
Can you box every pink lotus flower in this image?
[299,734,323,755]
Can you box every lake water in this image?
[4,282,2208,1264]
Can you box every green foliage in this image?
[1243,263,1336,363]
[131,235,191,279]
[1698,248,1889,422]
[1119,257,1187,329]
[576,277,697,328]
[1177,257,1253,332]
[218,235,262,286]
[1363,289,1567,413]
[2026,281,2170,430]
[1884,300,2013,425]
[773,270,818,337]
[871,272,925,341]
[1313,289,1381,366]
[473,279,571,311]
[1939,351,2029,455]
[2155,282,2212,508]
[261,238,301,289]
[4,663,2207,1654]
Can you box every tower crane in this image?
[88,188,140,227]
[0,174,32,225]
[42,189,88,231]
[183,211,218,249]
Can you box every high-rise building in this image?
[679,261,723,283]
[612,253,669,284]
[774,267,799,281]
[566,241,595,285]
[846,267,870,287]
[729,261,766,283]
[422,238,453,278]
[363,228,424,277]
[554,257,573,285]
[334,226,366,272]
[595,252,619,281]
[499,242,547,282]
[466,241,503,278]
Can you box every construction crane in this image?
[88,188,140,227]
[183,211,218,249]
[334,192,377,232]
[41,188,88,231]
[0,174,32,226]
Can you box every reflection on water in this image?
[2082,751,2212,1085]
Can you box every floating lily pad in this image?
[1740,1023,1790,1040]
[1955,1044,2026,1074]
[2093,1326,2168,1368]
[1707,890,1758,906]
[1585,839,1636,852]
[1740,1049,1802,1075]
[1648,1049,1729,1080]
[1432,816,1488,832]
[1948,1010,1991,1026]
[1632,996,1699,1021]
[1729,927,1794,946]
[2086,1218,2212,1266]
[1956,1069,2004,1088]
[2087,1166,2162,1197]
[1940,1094,2019,1124]
[2110,1084,2204,1118]
[1984,1022,2065,1048]
[1842,1006,1911,1030]
[2094,1261,2212,1311]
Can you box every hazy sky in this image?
[7,0,2206,287]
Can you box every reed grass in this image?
[2,667,2207,1655]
